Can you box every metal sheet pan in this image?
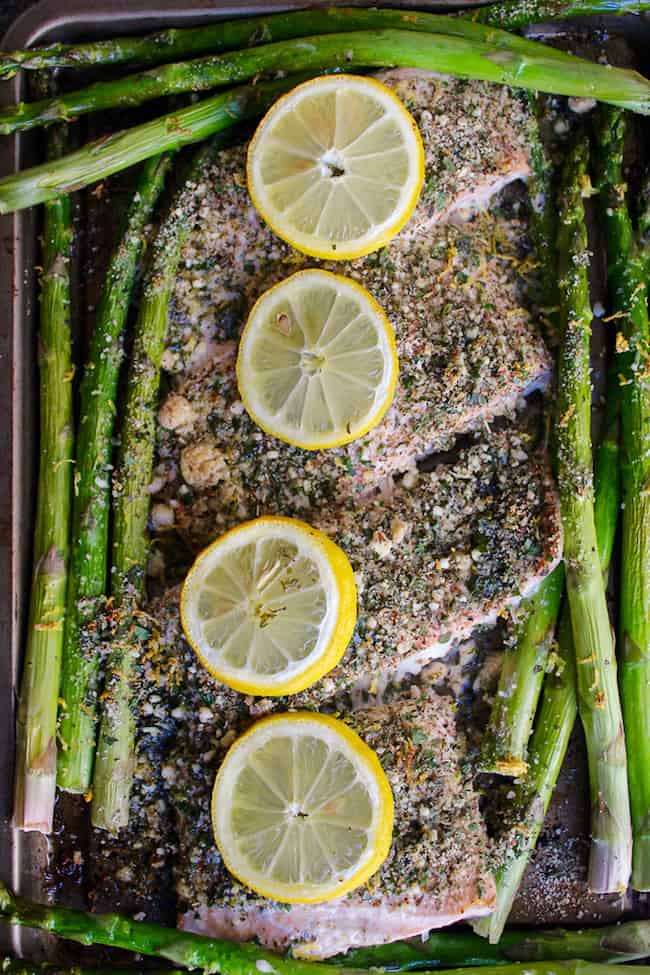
[1,0,649,960]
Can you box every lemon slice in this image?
[180,516,357,696]
[236,269,398,450]
[212,712,394,903]
[246,74,425,260]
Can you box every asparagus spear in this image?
[0,19,591,136]
[595,107,650,891]
[13,119,74,833]
[639,173,650,261]
[2,3,650,80]
[526,92,567,347]
[478,103,562,779]
[555,137,632,893]
[57,152,174,795]
[340,919,650,969]
[2,33,650,215]
[91,137,226,833]
[0,74,299,216]
[0,963,183,975]
[1,881,650,975]
[0,27,648,137]
[472,0,650,27]
[474,369,621,942]
[479,564,564,776]
[0,881,370,975]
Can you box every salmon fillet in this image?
[88,72,552,936]
[156,640,494,958]
[377,69,533,230]
[164,70,548,492]
[165,208,550,500]
[152,418,560,702]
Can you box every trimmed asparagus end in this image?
[481,755,528,779]
[588,833,633,894]
[14,768,56,833]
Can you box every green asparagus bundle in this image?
[0,19,604,135]
[479,564,564,776]
[474,368,621,942]
[91,137,226,833]
[2,880,650,975]
[342,918,650,969]
[595,107,650,891]
[2,30,650,214]
[555,138,632,893]
[2,3,650,79]
[13,119,74,833]
[1,27,650,136]
[57,152,174,795]
[0,74,297,215]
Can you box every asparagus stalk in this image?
[472,0,650,27]
[91,138,225,833]
[341,919,650,969]
[639,173,650,262]
[593,372,622,576]
[13,120,74,833]
[0,881,373,975]
[475,608,578,941]
[2,33,650,215]
[479,564,564,776]
[3,3,650,80]
[0,74,299,216]
[0,19,592,136]
[527,118,556,262]
[595,107,650,891]
[56,152,174,795]
[474,369,621,942]
[478,103,561,779]
[0,963,183,975]
[555,137,632,893]
[1,883,650,975]
[1,27,649,137]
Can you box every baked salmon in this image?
[162,70,549,494]
[157,645,495,958]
